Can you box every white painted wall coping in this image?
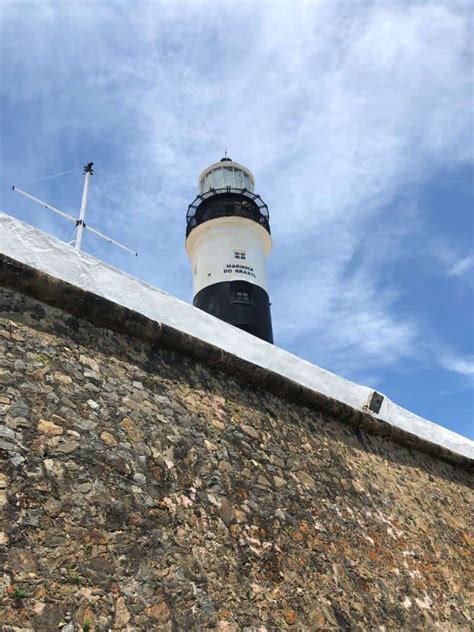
[1,212,472,461]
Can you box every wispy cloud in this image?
[447,254,474,278]
[439,352,474,381]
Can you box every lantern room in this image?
[199,157,255,193]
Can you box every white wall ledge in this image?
[0,212,472,464]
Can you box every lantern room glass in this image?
[201,166,254,193]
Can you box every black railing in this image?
[186,187,270,237]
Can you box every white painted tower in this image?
[186,157,273,342]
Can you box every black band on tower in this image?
[194,280,273,343]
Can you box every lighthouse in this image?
[186,157,273,343]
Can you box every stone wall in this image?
[0,286,472,631]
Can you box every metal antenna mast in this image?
[12,162,138,256]
[75,162,93,251]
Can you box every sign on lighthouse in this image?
[186,157,273,343]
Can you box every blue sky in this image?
[1,1,473,438]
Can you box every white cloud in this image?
[439,352,474,379]
[448,254,474,278]
[427,241,474,281]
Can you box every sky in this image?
[1,0,473,439]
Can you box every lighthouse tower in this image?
[186,157,273,343]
